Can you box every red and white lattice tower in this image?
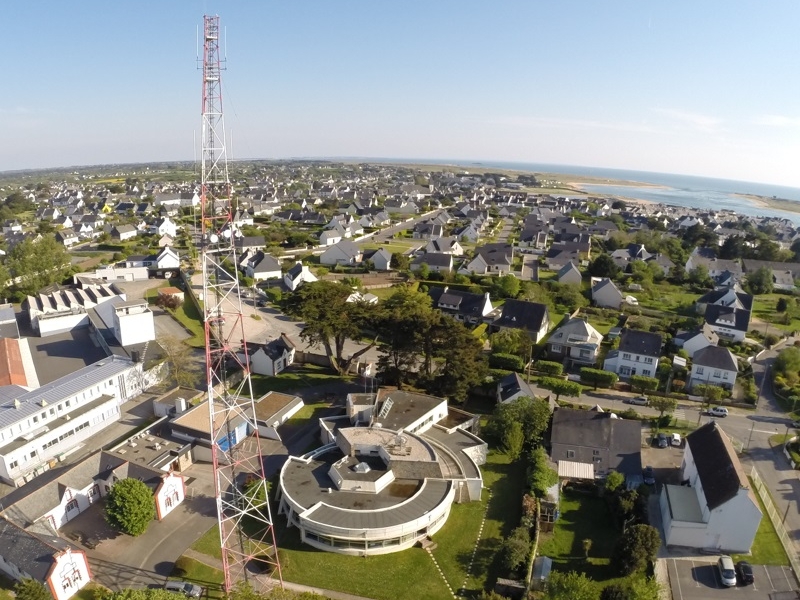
[199,14,282,592]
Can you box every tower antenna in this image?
[199,14,282,592]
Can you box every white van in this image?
[717,555,737,587]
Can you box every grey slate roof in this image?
[0,518,72,580]
[704,304,751,333]
[618,328,662,358]
[692,345,738,371]
[494,300,549,333]
[686,421,749,510]
[427,286,487,318]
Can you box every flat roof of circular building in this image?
[280,427,455,530]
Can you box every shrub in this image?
[264,287,282,304]
[580,367,618,389]
[489,352,525,372]
[534,360,563,376]
[613,524,661,575]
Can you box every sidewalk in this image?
[183,548,377,600]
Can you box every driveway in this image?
[667,558,795,600]
[63,463,218,590]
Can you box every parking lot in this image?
[667,558,797,600]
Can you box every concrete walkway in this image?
[183,548,377,600]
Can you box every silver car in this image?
[165,580,203,598]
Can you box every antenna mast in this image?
[199,14,282,592]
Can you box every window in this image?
[66,499,79,512]
[30,451,36,459]
[33,416,38,423]
[723,372,729,380]
[714,370,721,378]
[593,457,602,463]
[9,461,18,469]
[696,367,704,375]
[567,450,575,458]
[622,353,631,360]
[644,357,654,364]
[593,450,600,456]
[551,344,562,353]
[41,412,46,420]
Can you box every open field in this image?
[250,364,347,396]
[732,479,789,566]
[171,557,225,600]
[752,294,800,333]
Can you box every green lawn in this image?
[192,525,223,560]
[538,490,622,585]
[250,364,347,396]
[144,280,206,347]
[171,557,225,600]
[752,294,800,333]
[0,573,16,600]
[733,480,789,566]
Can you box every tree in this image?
[604,471,625,494]
[502,421,525,460]
[14,579,50,600]
[538,377,582,402]
[529,446,558,497]
[159,335,201,389]
[545,571,597,600]
[588,254,621,279]
[431,315,488,401]
[648,396,677,421]
[486,396,551,450]
[390,252,410,271]
[490,274,520,299]
[746,267,774,295]
[105,477,155,536]
[629,375,659,395]
[777,297,789,312]
[613,524,661,575]
[499,527,531,574]
[693,383,725,414]
[687,265,712,289]
[285,280,376,374]
[416,262,430,280]
[7,236,70,296]
[490,328,532,358]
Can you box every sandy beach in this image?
[735,193,800,215]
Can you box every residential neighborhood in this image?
[0,159,800,600]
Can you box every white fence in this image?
[750,466,800,583]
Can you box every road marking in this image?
[763,564,776,591]
[781,565,794,590]
[671,560,684,600]
[674,409,686,420]
[690,561,701,587]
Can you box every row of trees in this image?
[285,281,487,400]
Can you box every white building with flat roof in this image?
[0,356,144,486]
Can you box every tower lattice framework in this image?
[199,14,282,592]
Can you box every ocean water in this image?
[359,158,800,224]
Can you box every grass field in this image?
[250,364,347,396]
[752,294,800,333]
[189,450,524,599]
[733,480,789,566]
[172,557,225,600]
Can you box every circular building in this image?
[277,423,480,556]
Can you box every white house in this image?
[239,334,297,377]
[319,230,343,246]
[603,328,662,378]
[152,216,178,238]
[320,240,363,266]
[244,251,282,282]
[0,356,145,486]
[253,391,305,441]
[673,325,718,359]
[688,346,738,391]
[365,248,392,271]
[659,421,761,553]
[284,262,318,291]
[546,317,603,366]
[425,237,464,256]
[591,277,624,309]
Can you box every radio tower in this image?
[199,14,282,592]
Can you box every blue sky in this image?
[3,1,800,187]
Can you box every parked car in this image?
[656,433,668,448]
[165,581,203,598]
[791,420,800,429]
[671,433,682,447]
[626,396,649,406]
[643,466,656,485]
[717,555,737,587]
[736,560,754,585]
[707,406,728,417]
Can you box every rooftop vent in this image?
[117,449,126,455]
[352,462,371,474]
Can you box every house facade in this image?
[546,318,603,366]
[603,329,662,378]
[239,334,297,377]
[591,277,624,309]
[659,421,761,553]
[284,262,318,291]
[493,300,550,344]
[688,346,738,391]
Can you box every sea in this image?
[354,158,800,225]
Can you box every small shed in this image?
[530,556,553,591]
[158,286,185,303]
[494,578,526,599]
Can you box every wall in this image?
[43,482,102,529]
[154,473,185,520]
[48,549,91,600]
[115,309,155,346]
[37,313,90,337]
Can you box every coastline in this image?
[735,192,800,215]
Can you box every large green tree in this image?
[486,395,551,450]
[745,267,774,295]
[613,524,661,575]
[284,280,376,374]
[105,478,156,536]
[7,236,70,296]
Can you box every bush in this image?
[489,352,525,372]
[264,287,282,304]
[534,360,563,376]
[499,526,531,575]
[765,333,780,348]
[613,524,661,575]
[580,367,618,389]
